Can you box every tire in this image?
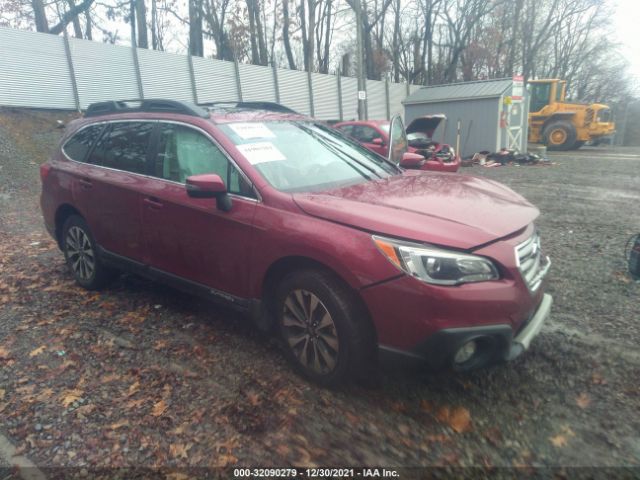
[62,215,115,290]
[275,269,375,387]
[543,120,577,151]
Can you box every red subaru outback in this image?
[40,99,552,386]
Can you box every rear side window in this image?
[89,122,154,174]
[62,125,104,162]
[337,125,353,136]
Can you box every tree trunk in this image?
[247,0,260,64]
[135,0,148,49]
[188,0,203,57]
[151,0,157,49]
[282,0,297,70]
[392,0,399,82]
[66,0,83,38]
[84,8,92,40]
[130,0,137,47]
[32,0,49,32]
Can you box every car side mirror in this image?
[399,152,425,169]
[372,137,385,146]
[186,174,232,211]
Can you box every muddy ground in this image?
[0,108,639,477]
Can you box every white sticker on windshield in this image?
[229,123,276,139]
[236,142,286,165]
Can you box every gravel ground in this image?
[0,109,639,476]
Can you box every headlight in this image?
[373,235,499,285]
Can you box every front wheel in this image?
[62,215,115,290]
[275,269,375,387]
[544,120,577,151]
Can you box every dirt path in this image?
[1,109,639,474]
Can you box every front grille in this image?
[585,108,594,126]
[515,232,548,292]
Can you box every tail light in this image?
[40,163,52,182]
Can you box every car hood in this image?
[292,171,538,250]
[406,115,446,138]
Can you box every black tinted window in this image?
[337,125,353,136]
[63,125,104,162]
[90,122,154,174]
[352,126,381,143]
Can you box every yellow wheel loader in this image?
[527,79,615,150]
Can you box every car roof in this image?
[79,99,312,126]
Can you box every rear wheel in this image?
[544,121,577,151]
[275,269,375,387]
[62,215,115,290]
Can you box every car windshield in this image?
[219,121,399,192]
[378,123,390,134]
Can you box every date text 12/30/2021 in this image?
[233,468,400,478]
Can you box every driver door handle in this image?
[143,196,163,209]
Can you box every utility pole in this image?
[354,0,366,120]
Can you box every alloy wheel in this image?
[66,226,95,281]
[282,289,339,375]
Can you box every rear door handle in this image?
[143,197,163,209]
[78,178,92,189]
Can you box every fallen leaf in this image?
[550,434,568,447]
[575,393,591,409]
[128,381,140,397]
[35,388,55,402]
[591,372,608,385]
[110,420,129,430]
[169,443,191,459]
[549,426,575,448]
[151,399,167,417]
[60,389,83,408]
[165,473,190,480]
[436,406,472,433]
[0,347,10,360]
[0,389,4,400]
[127,398,146,409]
[29,345,46,357]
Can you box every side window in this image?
[352,126,381,143]
[154,123,254,197]
[89,122,154,174]
[337,125,353,137]
[529,83,550,113]
[62,124,104,162]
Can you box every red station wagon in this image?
[334,116,461,172]
[40,99,552,386]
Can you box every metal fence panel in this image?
[137,48,193,102]
[388,83,406,119]
[239,63,276,102]
[69,38,139,109]
[340,76,358,121]
[277,69,311,115]
[0,27,75,109]
[192,57,239,103]
[310,73,339,120]
[366,79,386,119]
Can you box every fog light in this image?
[454,340,477,364]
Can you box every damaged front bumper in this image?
[379,293,553,371]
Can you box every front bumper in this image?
[379,293,553,370]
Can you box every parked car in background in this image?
[334,115,461,172]
[41,99,551,387]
